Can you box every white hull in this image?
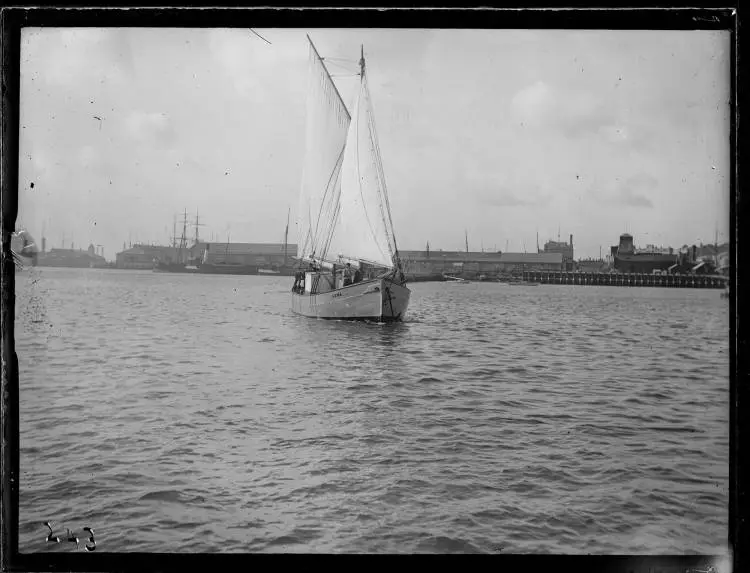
[291,276,410,322]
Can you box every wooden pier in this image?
[522,271,727,289]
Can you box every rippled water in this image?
[14,268,729,554]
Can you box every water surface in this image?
[15,268,729,553]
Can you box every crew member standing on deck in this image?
[344,263,354,286]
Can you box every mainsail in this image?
[297,37,351,263]
[299,38,401,272]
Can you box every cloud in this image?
[24,28,133,89]
[599,124,629,144]
[475,184,549,209]
[207,29,301,100]
[124,111,175,145]
[510,80,614,138]
[77,145,98,169]
[616,173,657,207]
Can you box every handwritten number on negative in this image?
[44,521,96,551]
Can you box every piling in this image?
[521,271,727,289]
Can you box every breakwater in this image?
[522,271,727,289]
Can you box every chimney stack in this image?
[570,234,573,246]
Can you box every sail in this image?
[327,66,397,269]
[297,38,351,262]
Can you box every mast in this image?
[195,209,199,244]
[180,208,188,262]
[284,206,290,265]
[362,43,403,275]
[172,215,177,249]
[465,229,469,253]
[715,224,719,252]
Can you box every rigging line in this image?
[310,144,347,257]
[320,167,343,260]
[363,75,396,261]
[249,29,272,44]
[322,167,343,250]
[365,74,396,236]
[324,59,358,72]
[315,144,346,256]
[365,115,394,262]
[352,81,388,266]
[364,76,401,266]
[321,200,341,261]
[366,108,394,257]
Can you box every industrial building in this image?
[38,243,107,268]
[576,258,610,273]
[190,242,297,269]
[539,235,575,271]
[116,244,182,269]
[400,249,563,280]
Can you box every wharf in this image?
[522,271,727,289]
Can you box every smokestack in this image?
[570,234,573,246]
[41,237,46,253]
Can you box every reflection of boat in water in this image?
[10,229,38,270]
[290,37,410,322]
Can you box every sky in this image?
[17,27,730,261]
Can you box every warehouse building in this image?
[190,242,297,269]
[400,250,563,279]
[116,244,182,269]
[539,235,575,271]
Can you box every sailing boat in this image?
[291,36,410,322]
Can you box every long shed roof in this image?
[400,250,562,264]
[193,242,297,256]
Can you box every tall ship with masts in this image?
[153,209,199,273]
[291,36,410,321]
